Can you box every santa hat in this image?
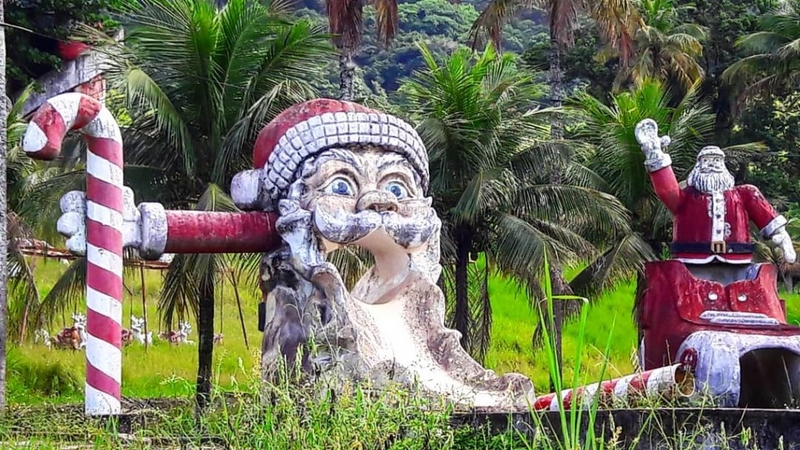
[696,145,725,160]
[232,99,429,212]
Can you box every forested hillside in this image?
[291,0,547,104]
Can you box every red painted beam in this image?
[164,211,281,254]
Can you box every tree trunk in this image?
[454,228,472,353]
[545,33,569,392]
[545,21,597,385]
[338,51,356,101]
[548,36,564,138]
[548,263,574,392]
[195,272,215,413]
[0,0,7,415]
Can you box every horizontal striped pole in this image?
[23,92,123,416]
[531,364,695,412]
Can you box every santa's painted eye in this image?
[384,181,408,199]
[324,176,355,196]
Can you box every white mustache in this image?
[313,203,439,249]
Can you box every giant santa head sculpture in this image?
[230,99,440,271]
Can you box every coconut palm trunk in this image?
[0,0,7,415]
[454,227,473,351]
[339,51,357,101]
[545,31,573,393]
[196,273,215,411]
[325,0,399,102]
[548,35,565,137]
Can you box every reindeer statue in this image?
[50,313,87,350]
[34,328,52,350]
[159,321,194,345]
[131,315,153,345]
[121,327,134,347]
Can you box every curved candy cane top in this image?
[246,99,429,211]
[22,92,122,159]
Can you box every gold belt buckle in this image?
[711,241,727,254]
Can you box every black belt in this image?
[671,242,754,255]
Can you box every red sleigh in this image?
[638,260,800,407]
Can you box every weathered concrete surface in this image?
[452,408,800,449]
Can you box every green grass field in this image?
[9,255,800,405]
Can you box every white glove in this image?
[771,228,797,264]
[56,187,160,257]
[634,119,673,172]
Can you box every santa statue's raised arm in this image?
[634,119,796,265]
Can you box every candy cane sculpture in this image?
[530,363,696,411]
[22,93,124,416]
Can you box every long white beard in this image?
[686,169,735,194]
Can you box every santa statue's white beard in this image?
[686,168,735,194]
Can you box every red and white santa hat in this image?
[696,145,725,160]
[232,99,429,212]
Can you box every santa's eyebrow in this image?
[377,153,413,172]
[322,148,363,173]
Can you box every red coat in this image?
[650,166,782,264]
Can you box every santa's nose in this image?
[356,190,398,213]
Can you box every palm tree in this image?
[325,0,400,100]
[0,0,7,412]
[722,0,800,100]
[469,0,640,118]
[401,42,640,363]
[567,77,765,341]
[31,0,333,411]
[598,0,708,94]
[5,85,49,344]
[469,0,639,389]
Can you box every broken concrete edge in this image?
[450,408,800,445]
[21,28,125,118]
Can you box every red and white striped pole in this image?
[23,92,123,416]
[531,364,695,411]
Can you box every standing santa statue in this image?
[636,118,795,266]
[634,118,800,409]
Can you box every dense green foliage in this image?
[291,0,544,103]
[6,0,126,94]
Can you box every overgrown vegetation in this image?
[6,0,125,94]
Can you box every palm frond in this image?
[326,0,365,52]
[35,258,87,329]
[328,245,374,291]
[158,184,238,329]
[372,0,399,46]
[568,232,655,301]
[7,211,40,342]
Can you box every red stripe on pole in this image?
[32,104,68,160]
[86,180,124,212]
[85,136,123,166]
[86,220,123,257]
[629,372,650,392]
[533,393,555,411]
[76,96,104,129]
[86,262,123,301]
[86,309,122,347]
[86,364,121,398]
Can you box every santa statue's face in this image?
[286,144,438,255]
[687,152,735,194]
[696,154,726,175]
